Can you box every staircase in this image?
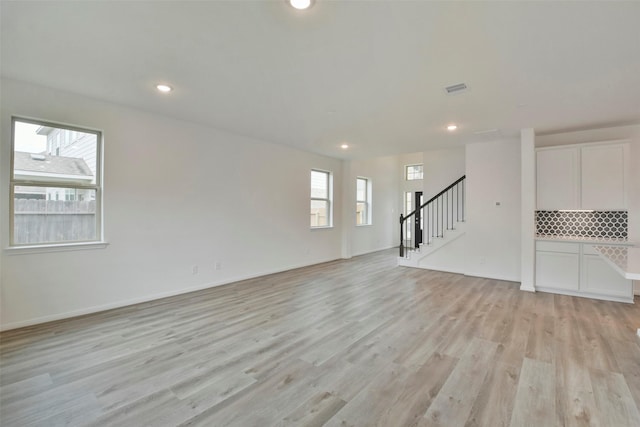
[398,176,466,269]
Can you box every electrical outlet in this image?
[192,265,199,275]
[637,328,640,338]
[215,262,222,270]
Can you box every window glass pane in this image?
[13,121,98,185]
[356,178,366,201]
[356,202,366,225]
[310,200,329,227]
[13,186,97,245]
[406,165,423,180]
[310,170,328,199]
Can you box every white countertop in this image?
[593,245,640,280]
[536,235,630,244]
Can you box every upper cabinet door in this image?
[536,148,580,210]
[581,144,628,210]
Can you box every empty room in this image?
[1,1,640,426]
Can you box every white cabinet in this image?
[536,148,579,210]
[580,244,632,299]
[535,242,580,290]
[536,141,629,210]
[535,241,633,303]
[581,144,628,210]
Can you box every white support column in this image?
[521,128,536,292]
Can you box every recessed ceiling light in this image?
[340,143,349,149]
[447,124,457,131]
[156,84,172,93]
[288,0,313,10]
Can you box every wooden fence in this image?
[13,199,96,244]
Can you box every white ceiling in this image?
[2,1,640,160]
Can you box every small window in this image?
[310,169,332,228]
[406,164,423,180]
[356,177,371,225]
[11,117,102,246]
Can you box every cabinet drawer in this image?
[536,241,580,254]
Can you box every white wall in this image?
[0,78,344,329]
[465,139,522,282]
[423,147,465,201]
[520,129,536,291]
[346,156,400,256]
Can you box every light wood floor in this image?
[2,249,640,427]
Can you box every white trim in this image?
[0,256,340,331]
[535,286,634,304]
[535,138,631,151]
[15,170,94,182]
[405,163,424,181]
[310,168,333,228]
[463,272,522,283]
[10,116,103,246]
[355,176,372,226]
[5,241,109,255]
[411,265,466,276]
[350,244,395,257]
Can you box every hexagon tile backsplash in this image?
[535,211,628,239]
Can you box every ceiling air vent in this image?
[445,83,468,95]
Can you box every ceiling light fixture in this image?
[340,143,349,149]
[156,84,172,93]
[288,0,314,10]
[447,124,457,131]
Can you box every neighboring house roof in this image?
[14,151,93,178]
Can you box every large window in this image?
[310,169,332,228]
[10,117,102,246]
[406,164,423,180]
[356,177,371,225]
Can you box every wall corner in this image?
[521,128,536,291]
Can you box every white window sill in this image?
[356,224,373,227]
[5,241,109,255]
[311,226,334,231]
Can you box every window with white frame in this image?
[404,191,413,238]
[356,177,371,225]
[10,117,102,246]
[405,164,423,180]
[310,169,332,228]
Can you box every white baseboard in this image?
[0,256,341,331]
[415,265,466,276]
[536,286,634,304]
[350,244,396,258]
[463,271,521,284]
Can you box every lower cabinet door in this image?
[581,254,632,298]
[536,251,580,291]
